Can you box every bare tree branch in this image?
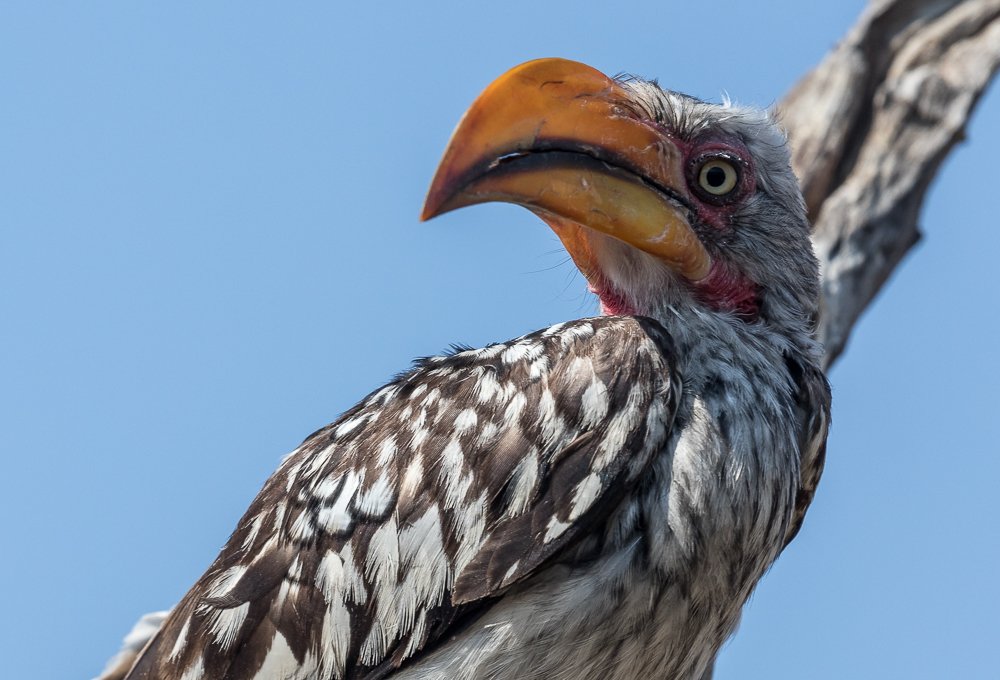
[780,0,1000,369]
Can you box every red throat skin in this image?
[588,283,639,316]
[588,261,759,320]
[693,262,760,320]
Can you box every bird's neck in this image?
[641,299,817,393]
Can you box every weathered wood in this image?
[781,0,1000,368]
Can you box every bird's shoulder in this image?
[125,315,682,680]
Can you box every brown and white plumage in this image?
[119,59,830,680]
[127,317,680,679]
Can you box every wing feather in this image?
[125,316,681,680]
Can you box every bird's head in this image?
[422,59,818,336]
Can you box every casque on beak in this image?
[421,58,712,285]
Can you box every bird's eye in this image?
[698,159,738,196]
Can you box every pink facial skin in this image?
[603,121,761,320]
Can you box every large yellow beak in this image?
[421,58,712,282]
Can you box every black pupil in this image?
[706,166,728,188]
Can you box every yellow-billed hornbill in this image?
[120,59,830,680]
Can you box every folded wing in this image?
[125,315,681,680]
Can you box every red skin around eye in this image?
[633,121,761,319]
[637,118,756,231]
[681,135,757,234]
[683,138,760,319]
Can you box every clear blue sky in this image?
[2,2,997,678]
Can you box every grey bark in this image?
[782,0,1000,370]
[95,1,1000,678]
